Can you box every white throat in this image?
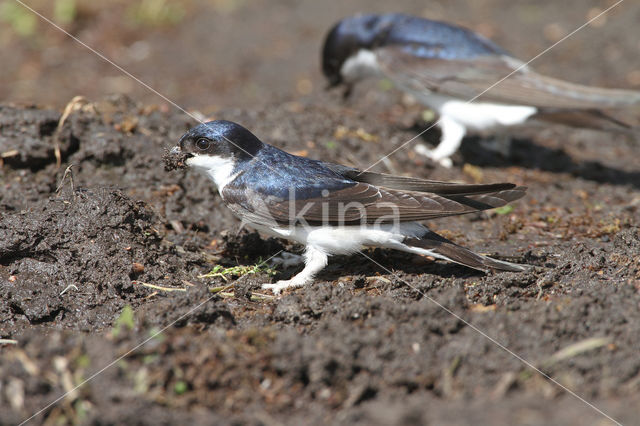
[340,49,381,83]
[186,154,238,191]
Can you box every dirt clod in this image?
[163,147,189,171]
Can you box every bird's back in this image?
[233,145,356,200]
[380,14,509,60]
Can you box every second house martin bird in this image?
[322,13,640,167]
[166,120,527,294]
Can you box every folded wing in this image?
[376,46,640,109]
[325,163,517,194]
[223,178,526,226]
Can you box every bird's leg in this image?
[269,251,304,268]
[478,134,512,157]
[342,84,354,99]
[262,246,328,294]
[414,116,466,168]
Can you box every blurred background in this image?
[1,0,639,112]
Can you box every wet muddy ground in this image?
[2,1,640,425]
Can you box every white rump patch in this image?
[252,222,428,256]
[410,92,538,131]
[408,92,537,167]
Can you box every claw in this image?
[263,247,327,294]
[261,278,308,295]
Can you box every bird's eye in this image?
[195,138,210,150]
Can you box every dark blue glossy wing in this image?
[220,146,526,226]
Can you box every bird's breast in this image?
[341,49,383,83]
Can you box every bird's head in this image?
[321,14,391,95]
[165,120,263,186]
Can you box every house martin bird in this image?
[322,13,640,167]
[166,120,527,294]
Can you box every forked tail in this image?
[403,231,526,272]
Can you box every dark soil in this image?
[2,1,640,425]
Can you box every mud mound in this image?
[0,189,203,335]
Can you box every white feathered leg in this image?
[414,116,466,168]
[262,246,328,294]
[269,251,304,268]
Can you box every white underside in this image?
[252,221,452,294]
[339,50,538,167]
[341,49,383,83]
[253,221,427,255]
[412,92,538,131]
[403,89,537,168]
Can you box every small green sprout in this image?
[174,381,188,395]
[377,78,394,91]
[148,326,165,342]
[127,0,185,28]
[421,109,436,122]
[0,2,37,37]
[494,205,514,215]
[112,305,135,337]
[75,354,91,369]
[54,0,77,24]
[324,140,337,150]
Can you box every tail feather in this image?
[534,108,639,132]
[403,231,525,273]
[527,72,640,109]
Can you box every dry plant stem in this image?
[209,284,235,293]
[134,281,187,292]
[55,164,75,196]
[542,337,611,368]
[54,96,88,169]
